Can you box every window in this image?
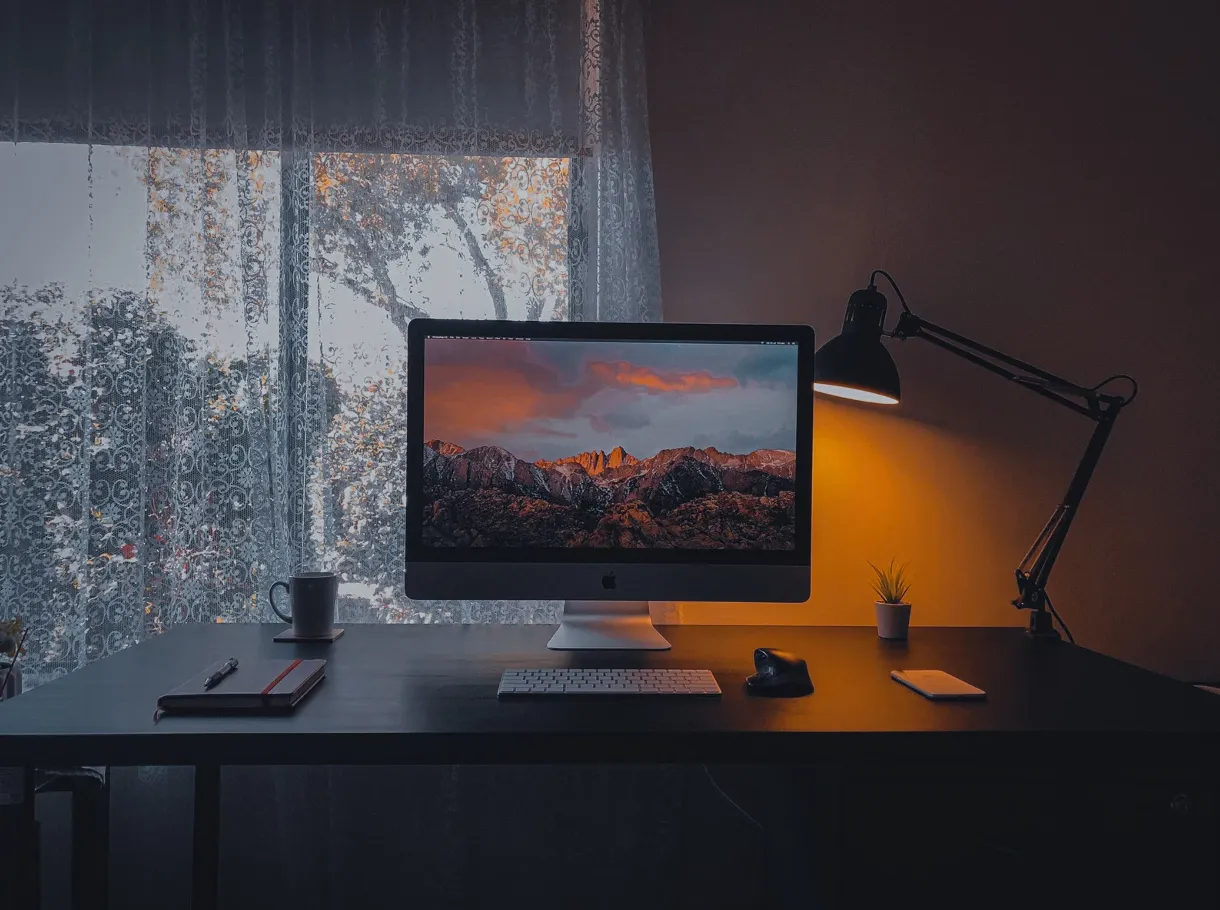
[306,152,572,621]
[2,143,284,675]
[1,142,572,681]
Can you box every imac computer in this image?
[405,319,814,650]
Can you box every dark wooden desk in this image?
[3,623,1219,909]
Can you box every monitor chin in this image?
[404,562,810,604]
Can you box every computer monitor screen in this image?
[422,337,799,550]
[405,320,813,604]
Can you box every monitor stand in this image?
[547,600,672,650]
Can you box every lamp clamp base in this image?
[1026,608,1061,640]
[1014,576,1061,639]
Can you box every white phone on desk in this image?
[891,669,986,700]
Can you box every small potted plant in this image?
[870,560,912,640]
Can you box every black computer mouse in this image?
[745,648,814,697]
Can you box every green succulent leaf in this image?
[868,559,912,604]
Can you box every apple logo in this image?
[601,572,617,591]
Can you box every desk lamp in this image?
[813,270,1138,640]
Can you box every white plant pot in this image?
[875,601,912,640]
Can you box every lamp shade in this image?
[812,286,901,405]
[813,333,901,404]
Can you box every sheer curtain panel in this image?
[1,0,661,686]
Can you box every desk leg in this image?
[768,764,843,909]
[191,765,221,910]
[71,770,110,910]
[807,763,844,909]
[16,764,38,910]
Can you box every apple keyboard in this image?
[498,668,722,696]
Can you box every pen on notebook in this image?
[203,657,239,690]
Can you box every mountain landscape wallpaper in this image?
[421,337,800,549]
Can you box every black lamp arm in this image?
[1014,405,1119,618]
[892,312,1124,416]
[870,271,1108,407]
[886,308,1133,638]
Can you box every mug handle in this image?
[269,580,292,622]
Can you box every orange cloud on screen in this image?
[424,364,583,441]
[588,361,738,393]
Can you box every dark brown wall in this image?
[646,0,1220,679]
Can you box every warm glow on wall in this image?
[676,398,1028,628]
[813,382,899,406]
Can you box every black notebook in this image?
[157,658,326,714]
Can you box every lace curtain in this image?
[0,0,661,686]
